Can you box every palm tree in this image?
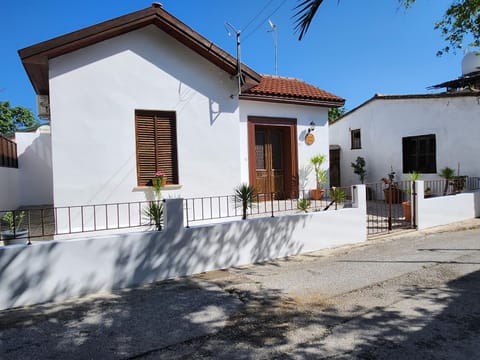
[293,0,325,40]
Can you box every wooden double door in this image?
[248,117,298,199]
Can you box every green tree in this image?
[0,101,37,135]
[294,0,480,55]
[328,106,345,124]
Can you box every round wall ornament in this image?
[305,132,315,145]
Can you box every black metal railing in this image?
[184,187,353,227]
[0,201,161,242]
[365,180,413,236]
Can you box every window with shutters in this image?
[402,134,436,173]
[135,110,178,186]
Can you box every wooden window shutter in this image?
[135,110,178,186]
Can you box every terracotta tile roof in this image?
[242,75,344,106]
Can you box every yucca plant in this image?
[234,183,256,220]
[439,166,455,195]
[144,201,164,231]
[329,187,346,210]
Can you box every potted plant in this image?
[309,154,327,200]
[382,169,402,204]
[351,156,373,199]
[1,211,29,246]
[452,175,467,193]
[402,171,421,222]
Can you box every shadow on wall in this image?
[0,210,305,310]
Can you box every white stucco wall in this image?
[49,25,239,206]
[0,186,366,310]
[15,131,53,206]
[239,100,330,191]
[329,95,480,187]
[415,181,480,229]
[0,168,19,211]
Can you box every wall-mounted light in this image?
[307,121,316,133]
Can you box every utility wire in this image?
[241,0,276,32]
[243,0,289,42]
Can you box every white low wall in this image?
[0,167,19,211]
[0,186,367,310]
[416,181,480,230]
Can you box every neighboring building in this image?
[18,4,343,208]
[330,52,480,188]
[330,92,480,187]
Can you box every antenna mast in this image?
[225,22,243,95]
[268,19,278,76]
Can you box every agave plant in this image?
[234,183,256,220]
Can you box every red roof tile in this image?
[242,75,344,106]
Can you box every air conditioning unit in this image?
[37,95,50,119]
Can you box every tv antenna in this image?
[225,22,243,95]
[267,19,278,75]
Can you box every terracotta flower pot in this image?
[309,189,324,200]
[402,201,411,222]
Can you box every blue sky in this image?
[0,0,466,116]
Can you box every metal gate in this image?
[366,180,417,237]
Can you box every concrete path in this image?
[1,219,480,359]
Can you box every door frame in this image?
[247,116,298,198]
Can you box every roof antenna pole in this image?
[225,22,243,95]
[267,19,278,76]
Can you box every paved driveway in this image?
[1,219,480,359]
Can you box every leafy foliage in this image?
[310,154,327,189]
[1,211,26,232]
[351,156,367,184]
[0,101,37,135]
[293,0,480,55]
[328,107,346,124]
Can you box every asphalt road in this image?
[1,220,480,359]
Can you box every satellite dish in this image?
[461,51,480,75]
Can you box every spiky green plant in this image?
[297,198,311,213]
[329,187,346,210]
[234,184,256,220]
[439,167,455,195]
[310,154,327,189]
[144,201,164,231]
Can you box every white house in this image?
[329,52,480,188]
[18,3,344,208]
[329,92,480,187]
